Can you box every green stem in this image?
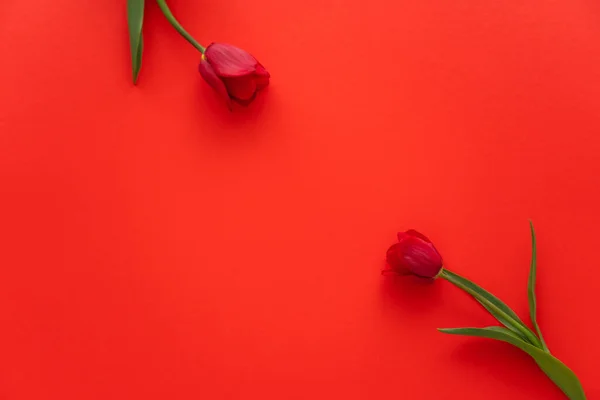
[440,269,542,347]
[155,0,205,53]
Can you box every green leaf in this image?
[440,269,542,347]
[438,327,587,400]
[528,221,549,352]
[127,0,145,84]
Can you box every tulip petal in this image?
[386,243,412,275]
[399,229,431,243]
[223,76,257,101]
[255,63,270,78]
[205,43,257,77]
[199,59,232,109]
[255,64,270,89]
[231,90,258,106]
[396,236,443,278]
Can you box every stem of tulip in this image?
[155,0,206,53]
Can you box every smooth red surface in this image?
[1,0,599,399]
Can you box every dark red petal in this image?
[255,79,269,90]
[254,64,270,88]
[205,43,258,77]
[385,243,412,275]
[405,229,432,243]
[396,231,411,242]
[395,236,443,278]
[222,76,257,101]
[381,268,398,276]
[199,59,232,109]
[231,90,258,106]
[255,63,270,78]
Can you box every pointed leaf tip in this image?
[127,0,145,84]
[528,221,549,352]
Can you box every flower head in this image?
[199,43,270,108]
[385,230,443,278]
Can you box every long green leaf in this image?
[438,327,586,400]
[127,0,145,84]
[528,221,549,352]
[440,269,542,347]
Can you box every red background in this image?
[1,0,599,399]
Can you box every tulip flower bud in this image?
[385,230,443,278]
[199,43,270,108]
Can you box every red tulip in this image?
[199,43,270,108]
[385,230,443,278]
